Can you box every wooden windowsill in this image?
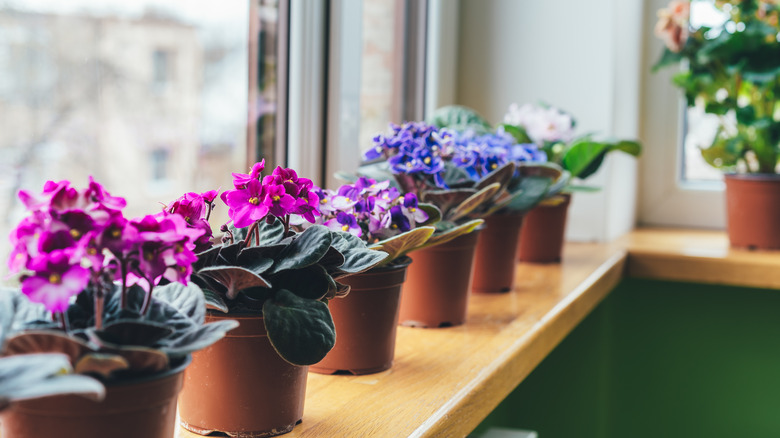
[177,228,780,438]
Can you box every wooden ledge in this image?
[177,228,780,438]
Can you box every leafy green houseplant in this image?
[175,161,388,436]
[653,0,780,249]
[0,178,236,437]
[653,0,780,173]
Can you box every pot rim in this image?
[106,355,191,388]
[724,173,780,182]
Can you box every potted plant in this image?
[653,0,780,249]
[0,178,237,438]
[499,102,642,262]
[355,121,506,326]
[427,105,566,291]
[174,161,388,437]
[301,177,438,374]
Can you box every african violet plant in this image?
[497,103,641,182]
[2,179,237,382]
[300,177,439,267]
[357,120,559,248]
[166,161,388,366]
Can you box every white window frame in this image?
[638,0,725,229]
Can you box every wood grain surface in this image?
[171,228,780,437]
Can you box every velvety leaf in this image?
[103,284,146,318]
[158,319,238,358]
[356,161,396,184]
[421,189,478,215]
[333,248,388,278]
[499,176,552,213]
[153,282,206,324]
[0,354,104,403]
[94,320,174,348]
[235,249,275,274]
[102,345,169,374]
[3,331,92,364]
[252,218,286,246]
[269,225,333,274]
[217,241,244,265]
[317,246,346,271]
[546,170,571,197]
[330,230,364,255]
[417,203,442,226]
[199,266,271,300]
[448,183,501,222]
[476,162,515,192]
[263,289,335,365]
[269,264,331,300]
[426,105,492,131]
[420,219,483,250]
[0,288,51,343]
[440,162,474,188]
[202,288,229,313]
[193,245,221,271]
[370,226,435,264]
[74,353,130,378]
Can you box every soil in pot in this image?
[1,358,189,438]
[398,229,480,328]
[178,313,307,438]
[472,213,525,293]
[310,257,411,375]
[724,174,780,250]
[517,193,571,263]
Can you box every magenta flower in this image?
[224,179,270,228]
[262,183,296,218]
[21,251,90,313]
[231,160,266,189]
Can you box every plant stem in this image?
[244,221,259,246]
[120,259,128,309]
[140,283,154,315]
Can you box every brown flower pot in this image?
[398,229,480,328]
[1,358,188,438]
[178,313,307,437]
[310,257,411,375]
[517,193,571,263]
[472,213,525,293]
[725,174,780,250]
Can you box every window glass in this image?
[0,0,284,277]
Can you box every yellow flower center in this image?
[491,163,497,169]
[406,162,413,168]
[342,225,350,232]
[111,229,121,238]
[144,251,155,261]
[391,224,398,229]
[424,157,431,164]
[410,207,416,212]
[248,197,259,205]
[48,273,61,284]
[87,247,98,256]
[272,195,281,202]
[69,229,81,239]
[320,198,328,204]
[175,243,184,253]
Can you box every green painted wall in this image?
[472,279,780,438]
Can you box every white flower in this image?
[503,103,574,144]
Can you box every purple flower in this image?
[325,211,362,237]
[224,179,270,228]
[402,193,429,224]
[21,251,90,313]
[389,205,411,232]
[231,160,265,189]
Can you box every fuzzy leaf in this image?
[418,203,442,226]
[202,288,229,313]
[263,289,335,365]
[420,219,483,250]
[499,176,552,213]
[370,226,435,264]
[198,266,271,300]
[476,162,515,192]
[270,225,333,274]
[95,320,173,348]
[0,354,104,404]
[421,189,477,215]
[333,247,388,277]
[97,344,170,374]
[4,331,92,364]
[235,248,275,273]
[448,183,501,222]
[0,288,52,343]
[158,319,238,357]
[268,264,331,300]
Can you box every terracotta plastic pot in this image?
[725,174,780,250]
[1,358,189,438]
[178,313,307,437]
[398,229,480,328]
[517,193,571,263]
[472,213,525,293]
[310,257,411,375]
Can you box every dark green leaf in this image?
[498,176,551,213]
[158,320,238,357]
[476,162,515,191]
[152,282,206,324]
[198,266,271,300]
[202,288,229,313]
[421,189,477,215]
[95,320,174,348]
[263,289,335,365]
[417,203,442,226]
[334,247,388,278]
[561,140,608,178]
[499,123,533,144]
[269,225,333,274]
[268,264,331,300]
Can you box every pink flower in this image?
[231,160,266,189]
[655,0,689,53]
[20,251,90,313]
[224,179,271,228]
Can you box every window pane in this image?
[0,1,285,276]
